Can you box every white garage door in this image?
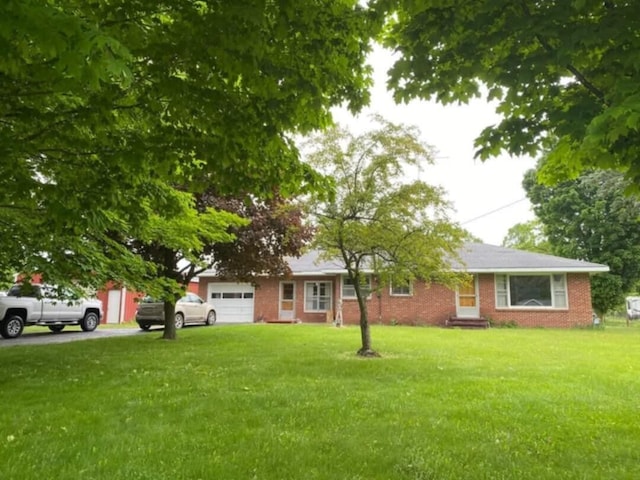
[207,283,254,323]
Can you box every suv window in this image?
[186,294,202,304]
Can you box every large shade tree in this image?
[305,117,468,357]
[379,1,640,185]
[1,1,378,304]
[523,168,640,318]
[122,191,313,339]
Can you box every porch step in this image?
[265,319,300,324]
[446,316,489,329]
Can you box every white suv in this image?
[135,293,216,330]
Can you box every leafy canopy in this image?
[380,1,640,185]
[0,1,378,294]
[202,192,314,283]
[502,220,551,254]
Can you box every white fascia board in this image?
[454,266,610,274]
[291,268,375,276]
[292,271,337,276]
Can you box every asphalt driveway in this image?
[0,328,143,348]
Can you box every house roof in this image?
[284,243,609,276]
[452,243,609,273]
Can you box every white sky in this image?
[332,46,537,246]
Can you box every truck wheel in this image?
[1,315,25,339]
[139,323,151,331]
[205,310,217,325]
[80,312,99,332]
[174,313,185,329]
[48,325,65,333]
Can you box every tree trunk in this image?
[162,300,177,340]
[355,286,380,357]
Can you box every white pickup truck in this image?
[0,284,103,339]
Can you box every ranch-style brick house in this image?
[196,243,609,328]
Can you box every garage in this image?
[207,282,255,323]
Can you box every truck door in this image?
[55,288,83,320]
[40,286,60,321]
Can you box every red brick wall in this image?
[253,277,281,322]
[254,277,336,323]
[477,273,594,328]
[340,281,456,326]
[199,273,595,328]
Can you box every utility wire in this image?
[460,197,528,225]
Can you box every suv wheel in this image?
[80,312,99,332]
[205,310,217,325]
[174,313,185,329]
[1,315,25,339]
[139,323,151,331]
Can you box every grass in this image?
[1,323,640,479]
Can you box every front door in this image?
[279,282,295,320]
[456,275,480,318]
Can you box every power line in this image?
[460,197,528,225]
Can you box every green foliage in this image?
[203,192,315,282]
[2,325,640,479]
[502,220,551,254]
[524,167,640,316]
[0,1,377,295]
[305,117,468,354]
[590,273,624,320]
[379,1,640,185]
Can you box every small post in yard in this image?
[334,299,343,327]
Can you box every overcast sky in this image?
[331,46,537,246]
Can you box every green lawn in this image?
[1,323,639,479]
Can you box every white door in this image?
[455,275,480,318]
[107,289,122,324]
[279,282,295,320]
[207,283,254,323]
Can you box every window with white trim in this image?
[304,281,332,312]
[495,274,568,308]
[390,281,412,296]
[341,275,371,299]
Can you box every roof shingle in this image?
[285,243,609,275]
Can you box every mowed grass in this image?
[1,324,640,480]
